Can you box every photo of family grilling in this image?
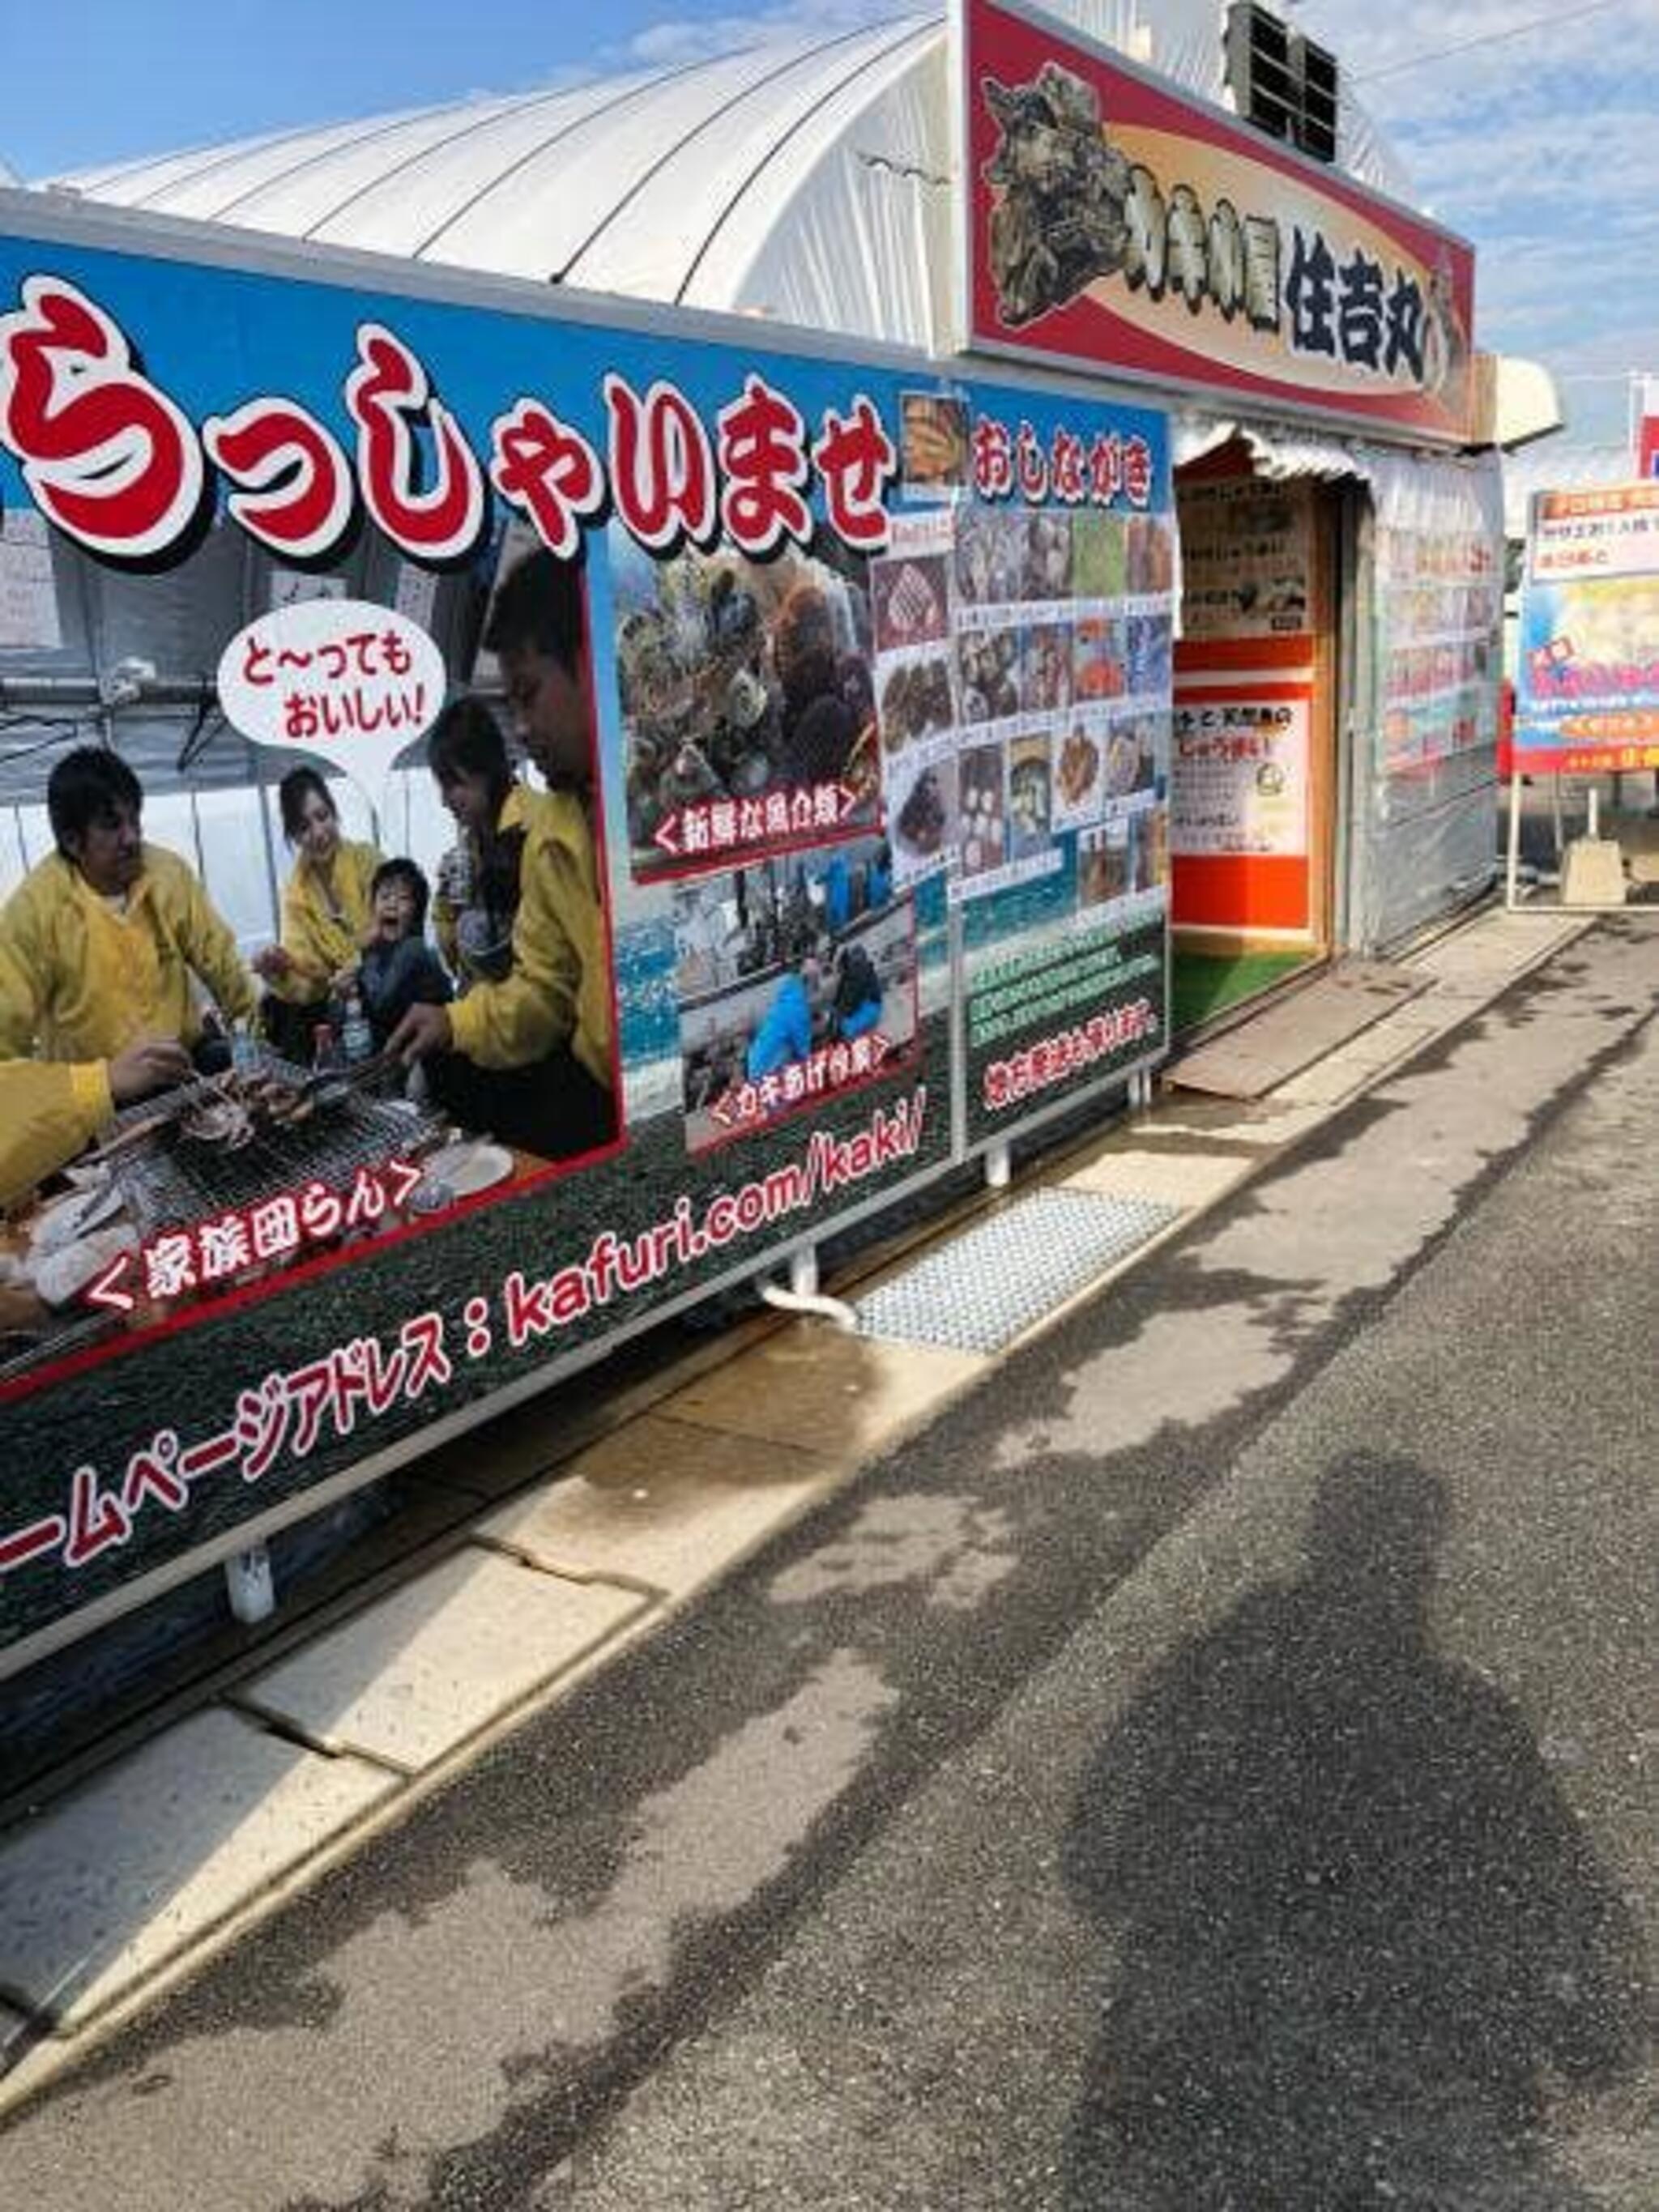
[0,548,620,1367]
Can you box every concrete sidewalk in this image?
[0,901,1598,2109]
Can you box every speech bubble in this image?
[215,597,446,801]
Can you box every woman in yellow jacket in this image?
[252,768,381,1043]
[393,696,615,1161]
[426,699,532,991]
[0,747,254,1202]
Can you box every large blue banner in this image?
[1515,484,1659,774]
[0,204,1171,1660]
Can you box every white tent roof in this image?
[51,16,952,343]
[45,6,1420,353]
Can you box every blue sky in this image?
[4,0,1656,452]
[1304,0,1659,454]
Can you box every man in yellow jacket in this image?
[390,552,616,1161]
[0,746,257,1204]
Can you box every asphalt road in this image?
[3,916,1654,2211]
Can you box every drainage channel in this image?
[851,1187,1183,1356]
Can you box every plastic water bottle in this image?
[230,1016,262,1077]
[341,985,374,1066]
[439,841,473,909]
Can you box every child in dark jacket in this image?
[830,936,883,1041]
[357,859,452,1051]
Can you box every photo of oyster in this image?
[894,761,950,857]
[981,63,1132,328]
[1020,622,1073,714]
[956,629,1020,725]
[1008,743,1052,859]
[1103,724,1143,799]
[954,507,1026,607]
[179,1093,255,1152]
[1058,726,1100,808]
[879,657,955,752]
[958,742,1008,876]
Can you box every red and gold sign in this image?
[961,0,1475,444]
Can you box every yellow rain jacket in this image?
[268,838,381,1003]
[0,843,256,1200]
[0,1059,111,1208]
[446,790,612,1093]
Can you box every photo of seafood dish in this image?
[872,552,950,653]
[1071,511,1127,600]
[1103,722,1144,799]
[1125,612,1172,699]
[1101,711,1165,802]
[888,752,956,873]
[1020,513,1073,600]
[1125,514,1175,596]
[899,392,970,492]
[1078,819,1130,909]
[957,742,1008,877]
[1020,622,1073,714]
[1073,615,1126,702]
[954,507,1026,607]
[1056,725,1102,817]
[879,655,955,752]
[1008,739,1052,860]
[611,534,879,877]
[956,629,1021,725]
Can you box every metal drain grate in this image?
[852,1187,1182,1355]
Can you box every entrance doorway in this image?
[1170,442,1339,1034]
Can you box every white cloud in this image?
[608,0,928,70]
[1306,0,1659,92]
[1290,0,1659,448]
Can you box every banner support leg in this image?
[1506,770,1524,908]
[225,1541,275,1626]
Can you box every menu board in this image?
[860,387,1175,1148]
[872,474,1174,911]
[1375,523,1502,773]
[1179,478,1314,641]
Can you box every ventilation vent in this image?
[1224,3,1339,165]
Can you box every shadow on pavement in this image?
[1060,1449,1647,2210]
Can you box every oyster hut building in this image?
[18,0,1550,1019]
[0,2,1561,1723]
